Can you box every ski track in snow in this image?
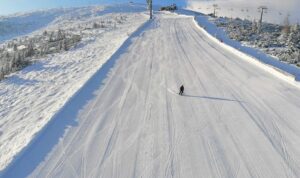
[2,11,300,178]
[0,4,148,173]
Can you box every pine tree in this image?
[49,32,54,42]
[282,15,290,39]
[252,20,258,33]
[0,67,4,79]
[63,40,68,51]
[13,44,18,51]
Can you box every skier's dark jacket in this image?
[180,85,184,92]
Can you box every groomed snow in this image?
[0,4,148,172]
[3,11,300,177]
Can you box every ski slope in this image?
[4,12,300,178]
[0,4,148,173]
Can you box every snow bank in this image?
[0,4,148,172]
[192,16,300,86]
[178,10,300,87]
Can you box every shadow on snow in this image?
[183,94,243,102]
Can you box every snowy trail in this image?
[5,13,300,178]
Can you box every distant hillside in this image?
[187,0,300,25]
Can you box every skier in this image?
[179,85,184,95]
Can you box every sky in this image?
[0,0,186,15]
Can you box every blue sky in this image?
[0,0,186,15]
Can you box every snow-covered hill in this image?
[0,3,148,172]
[0,3,147,43]
[187,0,300,25]
[2,4,300,178]
[3,11,300,178]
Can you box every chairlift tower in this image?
[213,4,220,17]
[147,0,153,19]
[258,6,268,32]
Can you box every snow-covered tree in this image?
[93,22,99,29]
[26,41,34,57]
[252,20,258,33]
[288,24,300,48]
[49,32,54,42]
[13,44,17,51]
[280,14,291,42]
[0,67,4,79]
